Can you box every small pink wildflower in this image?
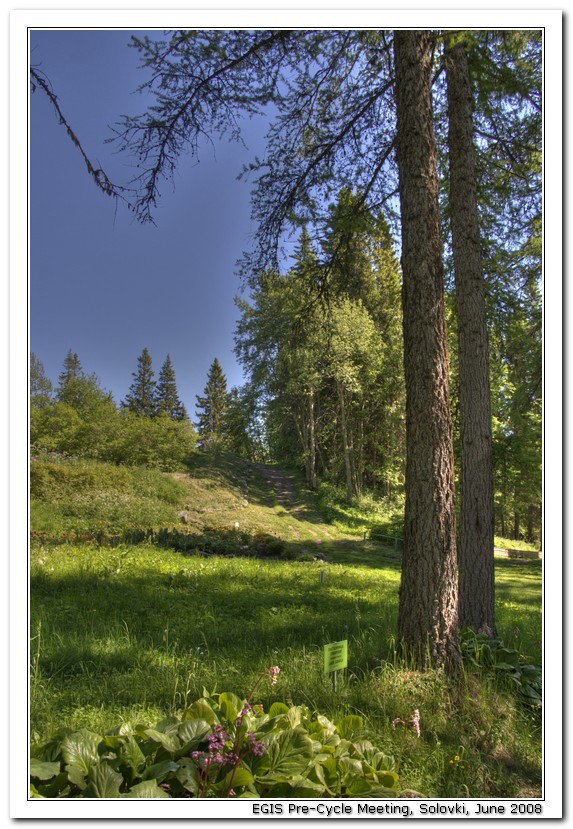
[269,666,280,685]
[240,701,254,717]
[410,710,421,738]
[206,724,228,752]
[246,731,266,756]
[191,750,207,768]
[392,709,421,738]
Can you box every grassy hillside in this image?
[29,453,542,799]
[30,457,188,536]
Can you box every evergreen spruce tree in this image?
[195,358,229,450]
[57,350,82,397]
[155,354,188,420]
[122,348,157,417]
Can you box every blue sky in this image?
[30,29,272,416]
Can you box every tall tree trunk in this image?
[356,405,365,496]
[514,511,520,541]
[308,386,317,490]
[527,504,535,545]
[445,38,497,637]
[293,410,311,484]
[500,456,507,537]
[337,380,354,505]
[394,30,460,672]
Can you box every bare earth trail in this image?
[172,454,348,551]
[251,463,334,542]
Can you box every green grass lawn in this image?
[29,453,542,799]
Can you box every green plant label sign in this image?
[324,640,348,673]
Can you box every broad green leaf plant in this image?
[31,667,413,799]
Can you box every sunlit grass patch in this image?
[30,536,542,798]
[29,454,542,798]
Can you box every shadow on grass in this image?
[31,536,402,707]
[32,537,542,680]
[494,558,542,572]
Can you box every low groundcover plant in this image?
[30,666,417,799]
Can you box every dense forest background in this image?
[31,174,541,545]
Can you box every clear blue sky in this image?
[30,29,271,417]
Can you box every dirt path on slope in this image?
[253,464,300,512]
[251,463,334,541]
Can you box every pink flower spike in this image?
[246,731,266,756]
[409,710,421,738]
[269,666,280,685]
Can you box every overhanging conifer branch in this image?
[30,66,131,207]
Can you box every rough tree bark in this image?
[394,30,460,672]
[445,38,497,637]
